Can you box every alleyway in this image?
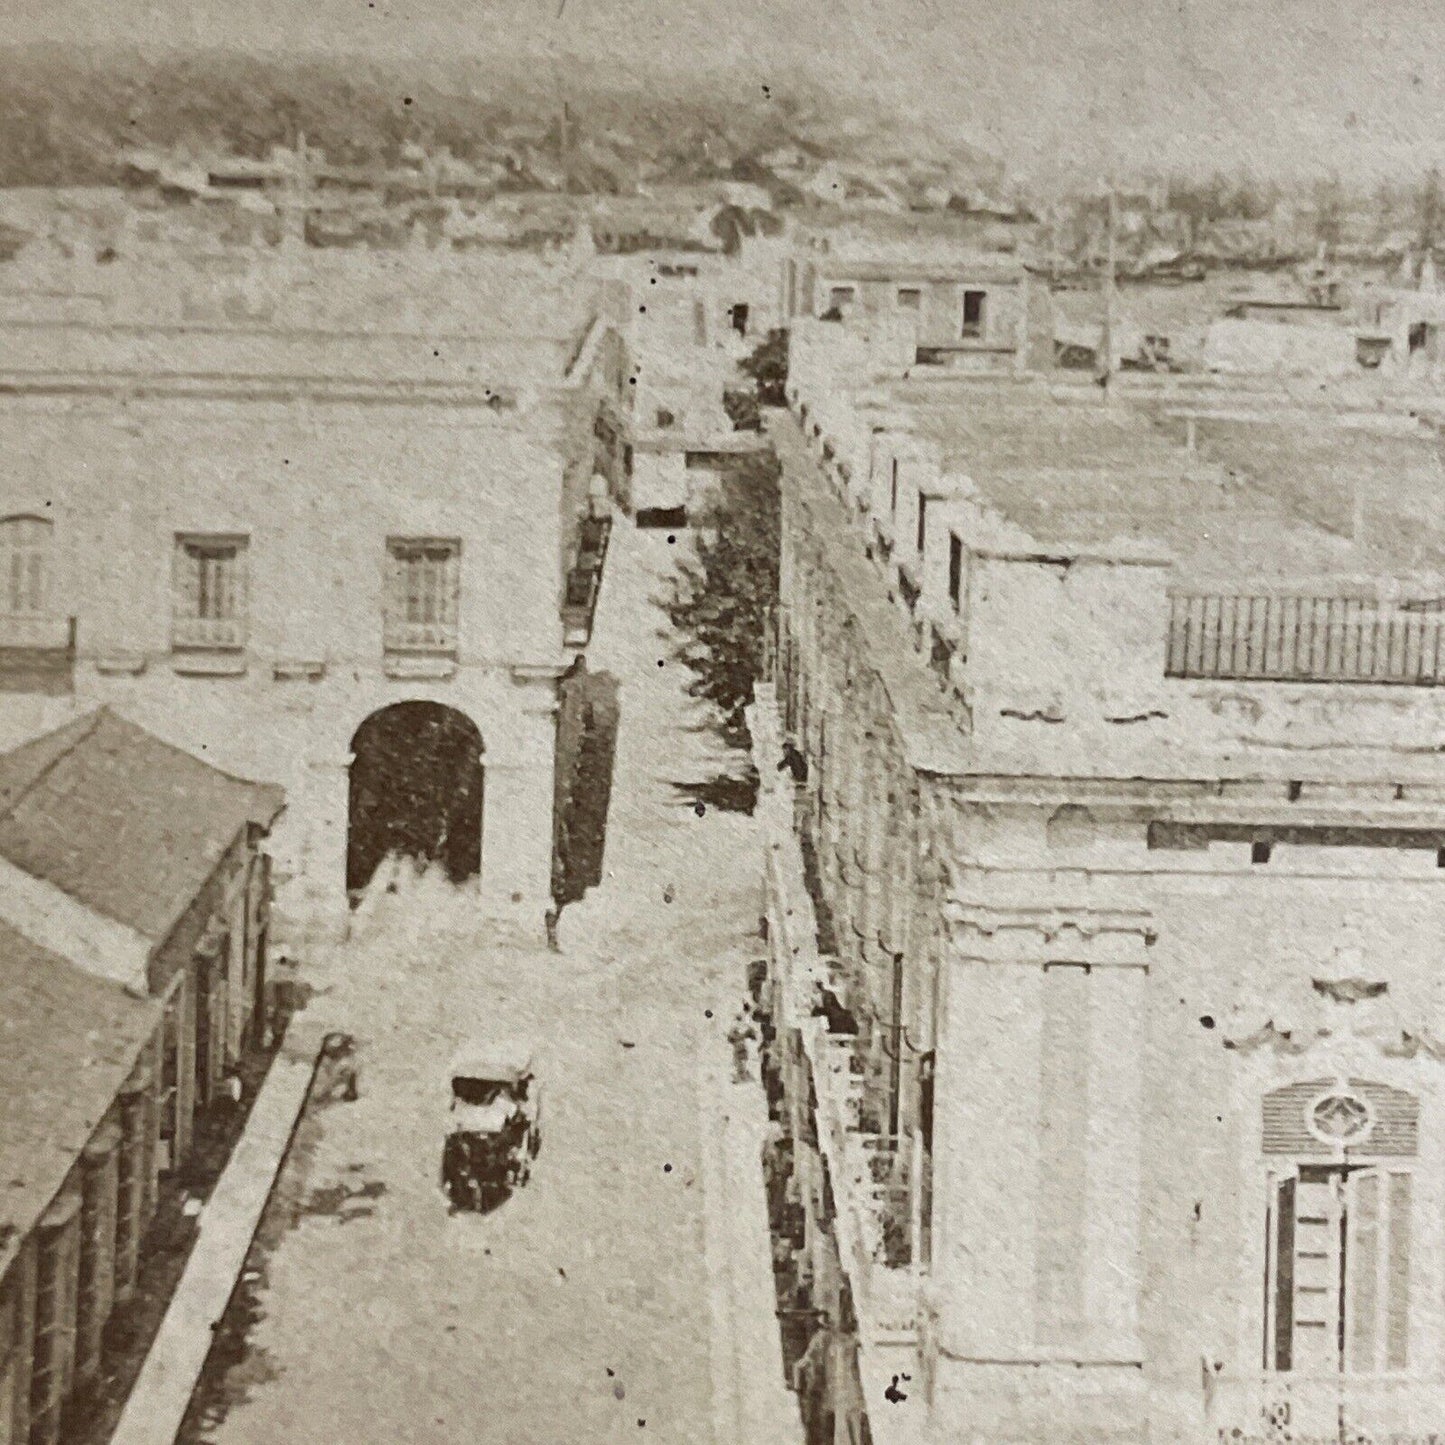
[198,523,794,1445]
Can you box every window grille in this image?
[385,538,460,654]
[172,535,248,650]
[0,516,50,616]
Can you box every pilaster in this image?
[930,877,1154,1441]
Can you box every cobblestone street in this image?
[197,523,793,1445]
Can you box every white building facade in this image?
[0,246,631,944]
[762,319,1445,1444]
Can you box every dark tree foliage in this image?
[738,329,790,408]
[723,387,762,432]
[664,452,780,749]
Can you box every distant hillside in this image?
[0,45,1000,194]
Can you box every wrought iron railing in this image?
[1167,593,1445,685]
[0,614,74,651]
[383,617,458,655]
[171,615,246,651]
[1211,1372,1423,1443]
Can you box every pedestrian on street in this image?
[544,905,561,952]
[727,1010,757,1083]
[320,1032,360,1103]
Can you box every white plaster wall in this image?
[0,392,574,936]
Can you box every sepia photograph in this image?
[0,2,1444,1442]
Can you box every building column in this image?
[28,1192,81,1445]
[3,1235,38,1445]
[74,1122,121,1389]
[113,1059,152,1304]
[931,894,1151,1441]
[935,953,1045,1358]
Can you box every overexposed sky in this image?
[9,0,1445,182]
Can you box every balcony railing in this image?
[0,614,74,652]
[1168,593,1445,685]
[171,615,246,651]
[383,618,458,655]
[1211,1372,1428,1442]
[563,512,613,647]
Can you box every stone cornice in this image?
[944,899,1156,968]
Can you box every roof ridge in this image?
[0,707,105,826]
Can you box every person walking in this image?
[727,1009,757,1083]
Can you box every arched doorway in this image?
[347,702,484,895]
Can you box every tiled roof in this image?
[0,918,160,1279]
[0,708,284,945]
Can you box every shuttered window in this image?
[172,535,248,650]
[1265,1163,1413,1375]
[0,517,50,616]
[385,538,460,654]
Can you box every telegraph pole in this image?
[1099,180,1117,396]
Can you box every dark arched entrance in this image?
[347,702,484,895]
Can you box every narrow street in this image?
[198,522,791,1445]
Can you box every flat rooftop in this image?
[0,248,602,388]
[876,376,1445,586]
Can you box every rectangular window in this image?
[1266,1165,1413,1374]
[916,493,928,553]
[0,516,51,616]
[829,286,856,312]
[890,459,899,516]
[962,289,986,339]
[897,288,922,310]
[172,535,247,650]
[385,538,460,655]
[948,534,963,610]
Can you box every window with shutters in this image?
[172,535,248,651]
[0,515,69,653]
[1262,1081,1417,1377]
[0,516,50,617]
[384,538,460,655]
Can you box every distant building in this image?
[781,214,1046,374]
[0,247,632,943]
[761,322,1445,1444]
[0,707,281,1445]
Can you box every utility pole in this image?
[1099,179,1117,397]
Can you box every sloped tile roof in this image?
[0,708,285,945]
[0,918,160,1280]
